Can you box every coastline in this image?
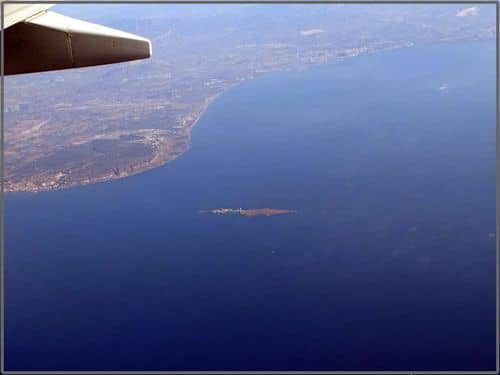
[4,93,220,194]
[6,39,467,194]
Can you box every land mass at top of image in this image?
[4,4,496,192]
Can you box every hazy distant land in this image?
[4,4,495,192]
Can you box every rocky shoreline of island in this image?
[200,208,297,217]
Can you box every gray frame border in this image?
[0,1,498,374]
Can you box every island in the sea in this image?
[200,208,297,217]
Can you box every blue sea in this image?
[5,41,496,371]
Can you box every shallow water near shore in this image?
[5,41,496,371]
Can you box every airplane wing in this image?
[3,3,152,75]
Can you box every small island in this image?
[200,208,297,217]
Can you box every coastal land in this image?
[4,5,495,192]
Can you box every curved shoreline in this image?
[4,93,220,194]
[6,42,418,194]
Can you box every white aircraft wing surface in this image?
[4,3,152,75]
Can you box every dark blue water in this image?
[5,41,496,371]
